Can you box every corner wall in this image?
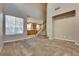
[46,4,54,39]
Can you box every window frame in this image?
[5,15,24,35]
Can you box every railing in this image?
[34,20,46,37]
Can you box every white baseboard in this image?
[75,42,79,45]
[3,37,32,43]
[54,37,76,43]
[48,37,54,40]
[3,36,79,46]
[54,37,79,46]
[3,39,24,43]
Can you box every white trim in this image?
[54,37,76,43]
[3,36,79,46]
[75,42,79,45]
[54,37,79,46]
[3,37,32,43]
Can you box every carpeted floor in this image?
[0,36,79,56]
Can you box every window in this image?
[15,17,23,34]
[27,23,32,30]
[5,15,24,35]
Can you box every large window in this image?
[5,15,24,35]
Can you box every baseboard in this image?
[75,42,79,45]
[54,37,76,43]
[4,39,24,43]
[3,37,32,43]
[48,37,54,40]
[0,44,3,53]
[54,37,79,46]
[3,36,79,46]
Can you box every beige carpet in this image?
[0,36,79,56]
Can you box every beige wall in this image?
[0,4,3,52]
[47,3,79,43]
[54,16,75,41]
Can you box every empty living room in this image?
[0,3,79,56]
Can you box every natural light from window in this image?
[5,15,24,35]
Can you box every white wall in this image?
[54,16,75,41]
[46,4,54,39]
[3,3,46,21]
[47,3,79,43]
